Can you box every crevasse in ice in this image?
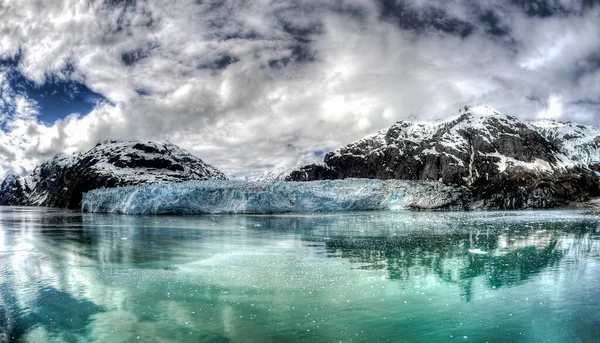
[81,179,464,214]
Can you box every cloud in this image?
[0,0,599,179]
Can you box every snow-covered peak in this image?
[292,104,600,184]
[447,105,522,129]
[290,104,600,207]
[0,140,227,208]
[438,104,503,123]
[383,106,508,144]
[258,164,296,181]
[79,140,226,184]
[51,152,78,168]
[259,153,326,181]
[465,104,502,117]
[531,120,600,140]
[531,120,600,165]
[387,121,438,143]
[326,105,537,164]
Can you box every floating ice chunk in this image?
[81,179,465,215]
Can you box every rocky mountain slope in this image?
[0,140,226,209]
[287,105,600,209]
[532,120,600,170]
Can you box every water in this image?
[1,207,599,342]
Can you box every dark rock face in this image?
[288,105,600,209]
[0,141,227,209]
[0,174,27,205]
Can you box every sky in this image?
[0,0,599,179]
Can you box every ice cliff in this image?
[81,179,467,214]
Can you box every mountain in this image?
[287,105,600,209]
[531,120,600,170]
[257,160,325,182]
[0,140,226,209]
[257,164,294,181]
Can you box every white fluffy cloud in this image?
[0,0,599,178]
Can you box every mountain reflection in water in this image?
[1,207,599,342]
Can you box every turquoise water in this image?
[1,207,599,342]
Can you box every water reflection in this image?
[324,228,569,302]
[0,285,104,342]
[0,207,599,342]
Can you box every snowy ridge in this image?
[258,160,327,182]
[81,140,225,183]
[441,106,527,147]
[299,105,586,180]
[288,105,600,208]
[260,153,328,181]
[256,163,292,181]
[531,120,600,166]
[333,106,533,163]
[265,160,330,182]
[0,140,227,208]
[82,179,466,214]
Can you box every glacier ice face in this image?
[81,179,466,215]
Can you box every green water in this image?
[1,207,599,342]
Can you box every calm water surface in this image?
[0,207,599,342]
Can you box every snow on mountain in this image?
[78,140,225,184]
[257,164,297,181]
[3,104,600,212]
[290,105,567,180]
[258,152,326,181]
[531,120,600,168]
[288,105,600,209]
[258,160,329,182]
[0,140,226,208]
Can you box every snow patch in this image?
[484,152,552,173]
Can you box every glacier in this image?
[81,179,466,215]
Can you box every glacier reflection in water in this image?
[1,207,600,342]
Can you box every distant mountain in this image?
[257,159,325,182]
[257,164,294,182]
[287,105,600,209]
[531,120,600,170]
[0,140,226,209]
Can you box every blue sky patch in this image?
[1,57,107,125]
[313,150,326,158]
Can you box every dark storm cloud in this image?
[0,0,599,178]
[378,0,475,37]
